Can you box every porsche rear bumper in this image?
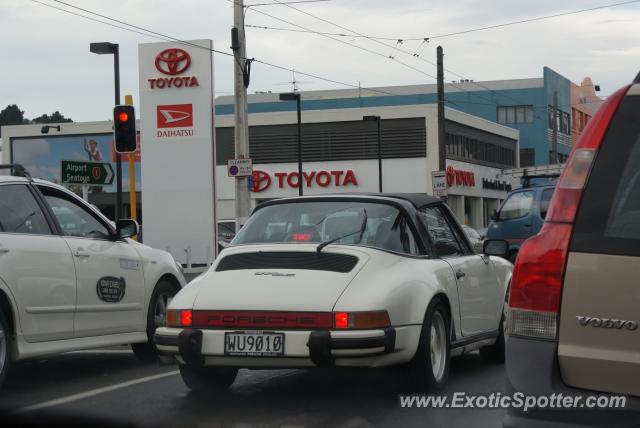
[155,325,417,368]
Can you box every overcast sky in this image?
[2,0,639,122]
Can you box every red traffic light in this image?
[118,111,129,122]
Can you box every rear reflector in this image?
[192,310,333,329]
[507,308,557,340]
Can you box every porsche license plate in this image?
[224,332,285,357]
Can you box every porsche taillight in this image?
[166,309,192,327]
[333,311,391,329]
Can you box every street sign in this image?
[432,170,448,197]
[227,158,253,177]
[61,160,114,185]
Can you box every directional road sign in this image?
[61,160,114,185]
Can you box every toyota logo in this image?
[155,48,191,75]
[252,170,271,192]
[446,166,456,187]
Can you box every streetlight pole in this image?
[364,115,383,192]
[280,93,303,196]
[90,42,122,221]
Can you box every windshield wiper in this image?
[316,209,367,253]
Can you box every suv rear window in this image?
[571,94,640,256]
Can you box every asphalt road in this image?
[0,347,507,427]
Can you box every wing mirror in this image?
[116,219,139,239]
[483,239,509,258]
[490,209,499,221]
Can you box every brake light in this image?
[508,84,630,340]
[166,309,192,327]
[333,311,390,329]
[292,233,312,241]
[334,312,349,329]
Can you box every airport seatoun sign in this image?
[60,160,114,185]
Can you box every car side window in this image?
[0,184,51,235]
[417,206,464,257]
[40,188,111,240]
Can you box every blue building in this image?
[216,67,600,167]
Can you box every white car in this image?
[0,167,186,389]
[156,194,512,392]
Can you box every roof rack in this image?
[497,164,563,188]
[0,164,32,181]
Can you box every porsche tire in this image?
[0,311,11,391]
[179,365,238,393]
[480,301,506,363]
[405,298,451,392]
[132,280,177,362]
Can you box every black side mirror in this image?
[490,210,499,221]
[483,239,509,258]
[116,219,139,239]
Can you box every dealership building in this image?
[2,101,518,231]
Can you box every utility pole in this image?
[551,91,559,164]
[437,46,446,172]
[232,0,251,230]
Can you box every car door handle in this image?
[455,270,466,279]
[73,250,90,258]
[0,248,8,255]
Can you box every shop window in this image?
[497,105,534,124]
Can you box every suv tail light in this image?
[508,84,631,340]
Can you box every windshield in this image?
[232,201,418,254]
[497,190,534,220]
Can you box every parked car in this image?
[504,76,640,427]
[485,183,555,262]
[155,194,512,393]
[0,166,186,390]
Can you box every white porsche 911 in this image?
[155,194,512,392]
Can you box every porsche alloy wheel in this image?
[429,311,448,382]
[405,299,451,392]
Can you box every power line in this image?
[240,2,440,81]
[247,0,640,41]
[245,0,330,6]
[30,0,404,98]
[265,0,533,112]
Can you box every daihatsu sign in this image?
[138,40,217,265]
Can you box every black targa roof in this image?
[257,193,442,210]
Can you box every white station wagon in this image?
[156,194,512,392]
[0,166,186,389]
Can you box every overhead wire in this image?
[246,0,640,41]
[31,0,405,98]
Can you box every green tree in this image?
[32,111,73,124]
[0,104,26,137]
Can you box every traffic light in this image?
[113,105,136,153]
